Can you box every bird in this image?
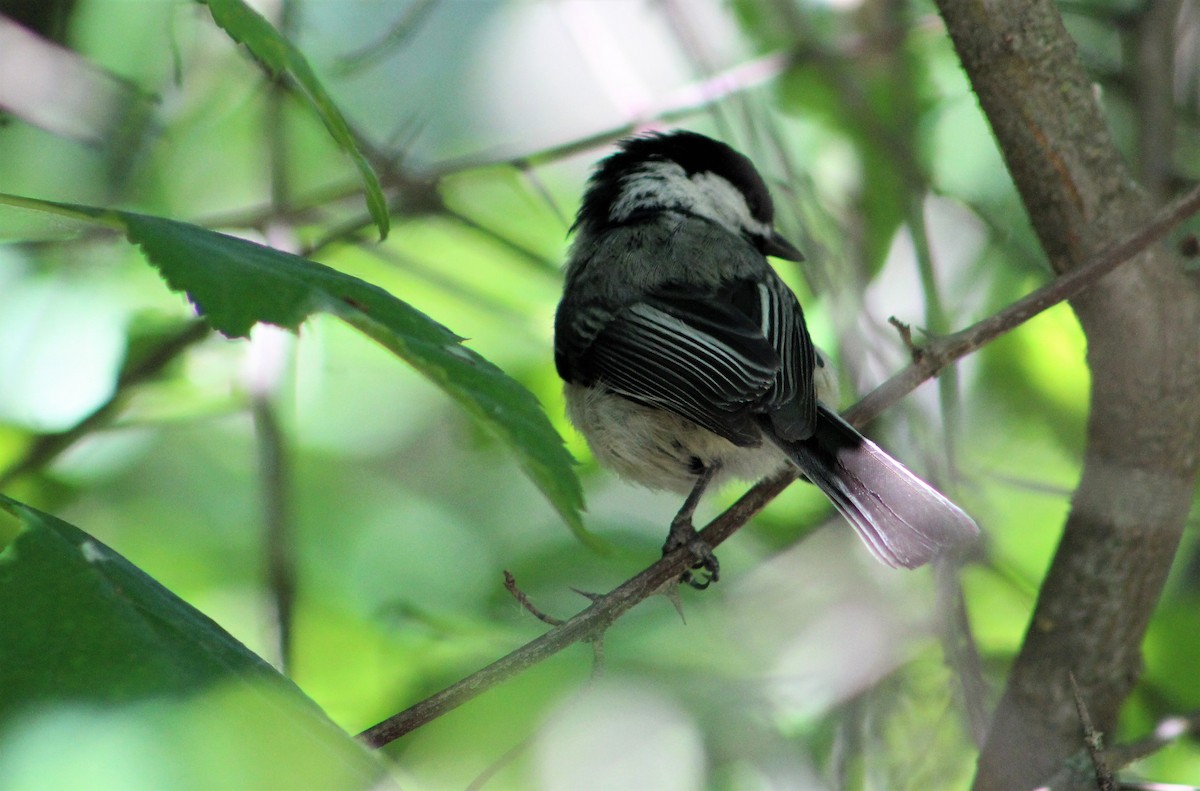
[553,130,978,586]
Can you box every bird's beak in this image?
[763,230,805,262]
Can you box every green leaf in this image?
[0,495,299,714]
[122,212,587,540]
[0,496,391,790]
[197,0,390,240]
[0,194,587,541]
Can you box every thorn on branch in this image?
[508,584,608,676]
[565,589,609,676]
[504,570,565,626]
[1069,672,1116,791]
[887,316,924,363]
[569,587,604,603]
[1044,707,1200,789]
[661,582,690,624]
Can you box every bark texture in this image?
[932,2,1200,789]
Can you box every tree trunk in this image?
[931,2,1200,788]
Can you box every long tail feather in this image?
[777,406,979,568]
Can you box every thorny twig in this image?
[358,181,1200,750]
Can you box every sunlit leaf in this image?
[0,194,587,541]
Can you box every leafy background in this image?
[0,1,1198,789]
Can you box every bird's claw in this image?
[663,519,719,589]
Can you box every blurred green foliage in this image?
[0,1,1197,789]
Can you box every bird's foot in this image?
[663,517,719,589]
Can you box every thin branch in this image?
[888,316,918,355]
[352,240,529,320]
[1039,709,1200,790]
[194,47,800,237]
[441,207,560,275]
[333,0,439,75]
[504,571,564,627]
[845,182,1200,428]
[357,183,1200,749]
[253,396,295,673]
[1105,709,1200,768]
[463,736,531,791]
[0,320,210,489]
[359,547,684,747]
[1070,672,1117,791]
[258,0,299,675]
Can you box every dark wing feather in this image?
[726,276,818,441]
[578,284,783,446]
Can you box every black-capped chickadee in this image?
[554,130,978,586]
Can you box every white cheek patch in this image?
[689,172,771,239]
[608,161,772,242]
[610,161,695,222]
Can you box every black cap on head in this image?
[574,130,777,234]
